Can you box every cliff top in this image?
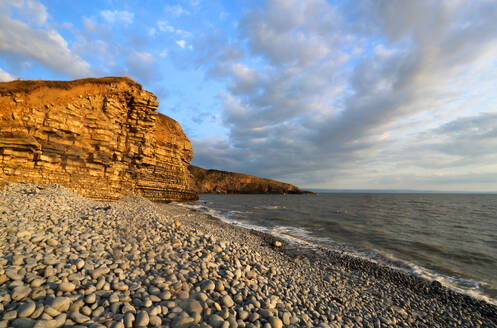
[0,77,141,96]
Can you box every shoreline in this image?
[0,183,496,328]
[171,202,497,315]
[181,198,497,307]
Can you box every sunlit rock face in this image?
[0,77,197,202]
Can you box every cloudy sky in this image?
[1,0,497,191]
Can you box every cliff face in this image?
[189,165,311,194]
[0,77,197,202]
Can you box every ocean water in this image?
[181,193,497,305]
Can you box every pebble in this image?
[134,310,149,327]
[269,317,283,328]
[149,314,162,326]
[200,279,215,292]
[30,278,45,288]
[16,231,32,239]
[182,299,203,314]
[11,318,35,328]
[58,282,76,292]
[3,310,17,320]
[70,311,90,324]
[46,239,58,247]
[6,269,23,281]
[85,293,96,304]
[124,312,135,328]
[209,314,225,328]
[49,297,71,312]
[17,302,36,318]
[76,260,85,270]
[222,295,234,308]
[12,286,32,301]
[12,255,24,266]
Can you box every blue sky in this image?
[1,0,497,191]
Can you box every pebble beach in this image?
[0,183,496,328]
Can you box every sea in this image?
[180,192,497,305]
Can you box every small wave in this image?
[255,205,284,210]
[177,202,271,234]
[370,249,497,306]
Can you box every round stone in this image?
[200,280,215,292]
[222,295,234,308]
[134,310,149,327]
[47,239,58,247]
[70,312,90,324]
[209,314,225,328]
[85,293,96,304]
[269,317,283,328]
[76,260,85,270]
[12,286,32,301]
[50,297,71,312]
[149,315,162,327]
[58,282,76,292]
[246,271,257,280]
[16,231,32,239]
[17,302,36,318]
[43,256,57,266]
[12,255,24,266]
[282,312,291,325]
[11,318,35,328]
[182,299,202,314]
[30,278,45,288]
[124,312,135,328]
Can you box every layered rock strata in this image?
[0,77,197,202]
[189,165,311,194]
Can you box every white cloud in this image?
[158,21,175,33]
[1,0,48,26]
[0,68,15,81]
[165,5,189,17]
[133,52,155,63]
[100,10,134,24]
[0,14,92,78]
[176,29,192,38]
[176,40,186,48]
[157,21,191,39]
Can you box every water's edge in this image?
[177,200,497,307]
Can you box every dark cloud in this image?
[191,0,497,189]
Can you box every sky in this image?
[1,0,497,192]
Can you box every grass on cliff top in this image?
[0,77,142,95]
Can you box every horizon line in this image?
[306,188,497,194]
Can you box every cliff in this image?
[0,77,197,202]
[189,165,311,194]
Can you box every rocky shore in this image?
[0,183,496,328]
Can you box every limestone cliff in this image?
[0,77,197,202]
[189,165,311,194]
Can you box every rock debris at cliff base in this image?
[0,183,496,328]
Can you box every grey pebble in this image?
[12,286,32,301]
[17,302,36,318]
